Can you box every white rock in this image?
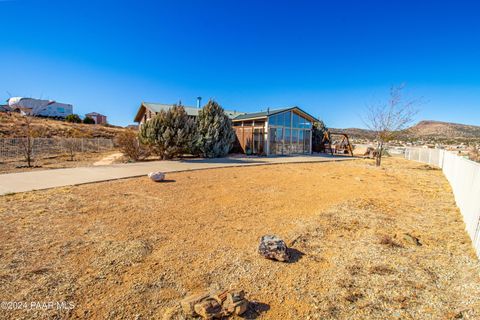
[148,171,165,182]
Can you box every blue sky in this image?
[1,0,479,127]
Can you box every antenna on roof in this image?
[267,107,270,115]
[178,99,182,106]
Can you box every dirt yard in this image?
[1,158,479,319]
[0,151,122,174]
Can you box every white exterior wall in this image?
[8,98,73,118]
[405,148,480,258]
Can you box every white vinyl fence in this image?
[405,148,480,258]
[0,138,115,162]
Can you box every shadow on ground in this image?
[288,248,305,263]
[242,301,270,319]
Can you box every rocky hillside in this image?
[0,112,129,139]
[408,120,480,140]
[334,120,480,144]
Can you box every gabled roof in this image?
[134,102,246,122]
[86,112,106,117]
[233,106,318,122]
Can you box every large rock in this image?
[258,235,290,262]
[148,171,165,182]
[181,289,249,319]
[181,293,210,316]
[193,298,224,319]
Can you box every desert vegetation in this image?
[135,100,235,160]
[1,158,479,319]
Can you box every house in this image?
[232,106,317,156]
[7,97,73,118]
[0,105,11,112]
[85,112,107,124]
[134,101,245,124]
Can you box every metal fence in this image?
[0,138,115,162]
[405,147,480,258]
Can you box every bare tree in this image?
[18,116,42,167]
[363,84,420,166]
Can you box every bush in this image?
[138,105,195,160]
[193,100,235,158]
[312,120,328,152]
[117,129,150,161]
[65,114,82,123]
[83,116,95,124]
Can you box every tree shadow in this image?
[241,301,270,319]
[287,248,305,263]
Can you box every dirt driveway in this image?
[0,158,479,319]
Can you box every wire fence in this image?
[0,138,115,162]
[405,147,480,258]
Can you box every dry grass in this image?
[0,158,479,319]
[0,112,126,138]
[0,151,121,174]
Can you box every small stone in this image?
[403,233,422,246]
[148,171,165,182]
[258,235,290,262]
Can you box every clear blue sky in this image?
[1,0,479,127]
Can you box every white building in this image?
[7,97,73,118]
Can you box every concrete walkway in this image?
[0,155,356,195]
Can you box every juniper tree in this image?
[312,120,329,152]
[138,105,195,160]
[194,100,235,158]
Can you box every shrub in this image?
[117,129,150,161]
[194,100,235,158]
[312,120,328,152]
[65,114,82,123]
[138,105,195,160]
[83,116,95,124]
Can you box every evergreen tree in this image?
[83,116,95,124]
[138,105,195,160]
[194,100,235,158]
[312,120,329,152]
[65,114,82,123]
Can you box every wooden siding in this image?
[233,125,265,154]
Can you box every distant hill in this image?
[0,112,129,139]
[407,120,480,140]
[333,120,480,144]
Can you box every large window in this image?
[268,110,312,155]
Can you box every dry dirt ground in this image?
[0,113,127,139]
[1,158,479,319]
[0,151,123,174]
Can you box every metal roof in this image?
[232,106,318,122]
[135,102,246,122]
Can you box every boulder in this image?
[224,290,248,315]
[181,293,210,316]
[193,298,224,319]
[148,171,165,182]
[181,289,249,318]
[258,235,290,262]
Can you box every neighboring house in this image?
[232,106,317,156]
[134,101,246,124]
[7,97,73,118]
[0,105,11,112]
[85,112,107,124]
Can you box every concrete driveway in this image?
[0,155,356,195]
